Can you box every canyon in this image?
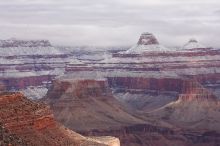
[43,74,220,146]
[1,33,220,145]
[0,92,120,146]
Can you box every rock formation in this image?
[126,32,169,53]
[182,38,208,50]
[1,33,220,146]
[44,77,144,131]
[0,92,120,146]
[0,39,52,48]
[43,75,220,146]
[137,32,159,45]
[152,80,220,131]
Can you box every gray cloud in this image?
[0,0,220,47]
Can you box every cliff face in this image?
[137,32,159,45]
[0,39,52,48]
[82,124,220,146]
[0,92,120,146]
[179,80,217,101]
[107,77,183,92]
[151,79,220,131]
[1,35,220,101]
[43,76,220,146]
[44,78,144,131]
[0,75,53,90]
[2,34,220,146]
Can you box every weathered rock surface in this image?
[0,39,52,48]
[1,33,220,146]
[0,92,120,146]
[44,78,144,131]
[0,122,27,146]
[126,33,169,53]
[44,76,220,146]
[151,80,220,131]
[137,32,159,45]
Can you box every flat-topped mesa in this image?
[126,32,169,53]
[43,76,143,131]
[0,39,63,56]
[137,32,159,45]
[46,78,109,100]
[0,39,52,48]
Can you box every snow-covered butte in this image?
[182,39,206,50]
[126,32,170,53]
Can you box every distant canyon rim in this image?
[1,32,220,146]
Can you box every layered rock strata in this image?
[0,92,120,146]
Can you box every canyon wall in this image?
[0,92,120,146]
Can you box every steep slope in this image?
[125,32,169,53]
[0,122,27,146]
[44,77,144,131]
[0,92,120,146]
[182,39,208,50]
[44,76,220,146]
[151,80,220,131]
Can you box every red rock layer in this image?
[0,75,54,90]
[0,92,117,146]
[178,80,218,102]
[137,33,159,45]
[107,77,183,92]
[44,78,144,131]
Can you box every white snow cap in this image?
[126,32,169,53]
[182,38,206,50]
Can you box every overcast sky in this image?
[0,0,220,47]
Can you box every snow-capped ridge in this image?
[0,39,65,56]
[0,39,52,48]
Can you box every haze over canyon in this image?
[0,31,220,146]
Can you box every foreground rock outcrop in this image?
[0,92,120,146]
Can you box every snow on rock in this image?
[126,32,170,53]
[0,39,64,56]
[0,39,52,48]
[0,46,63,56]
[182,39,206,50]
[21,86,48,100]
[126,44,170,53]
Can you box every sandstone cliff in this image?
[0,92,120,146]
[44,78,144,131]
[43,75,220,146]
[151,80,220,131]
